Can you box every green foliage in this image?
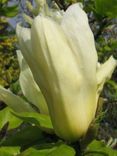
[104,80,117,101]
[19,143,76,156]
[85,140,117,156]
[0,7,19,88]
[1,124,44,147]
[12,112,53,131]
[95,0,117,18]
[0,23,19,88]
[0,0,19,17]
[0,5,18,17]
[0,107,22,130]
[0,146,20,156]
[0,0,19,88]
[97,36,117,62]
[0,48,20,87]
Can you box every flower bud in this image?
[16,3,117,141]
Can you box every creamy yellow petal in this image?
[97,56,117,94]
[31,15,97,141]
[16,24,47,99]
[17,50,49,114]
[61,3,97,82]
[0,86,34,112]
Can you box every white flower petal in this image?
[61,3,98,82]
[97,56,117,94]
[16,50,23,69]
[16,24,32,63]
[0,86,34,112]
[16,24,47,100]
[17,50,49,114]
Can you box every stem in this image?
[54,0,67,10]
[72,141,82,156]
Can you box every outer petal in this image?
[97,56,117,95]
[17,50,49,115]
[16,24,46,100]
[61,3,98,82]
[31,15,97,141]
[0,86,34,112]
[16,24,32,65]
[49,10,65,23]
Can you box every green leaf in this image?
[47,144,76,156]
[19,143,75,156]
[95,0,117,18]
[85,140,117,156]
[0,0,8,4]
[2,124,44,148]
[10,80,21,95]
[0,107,22,130]
[12,112,54,133]
[19,148,47,156]
[1,5,19,17]
[0,146,20,156]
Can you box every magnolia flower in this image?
[16,3,117,141]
